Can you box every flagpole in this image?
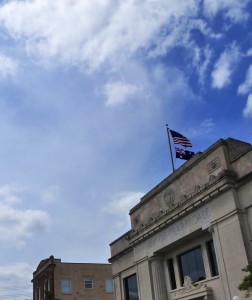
[166,124,175,172]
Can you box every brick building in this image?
[32,255,114,300]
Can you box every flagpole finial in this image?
[166,124,169,127]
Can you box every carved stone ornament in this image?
[164,189,175,208]
[183,276,202,293]
[208,174,216,184]
[207,157,221,174]
[134,217,139,225]
[174,276,213,300]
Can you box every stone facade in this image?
[109,138,252,300]
[32,255,114,300]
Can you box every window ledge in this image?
[173,276,213,300]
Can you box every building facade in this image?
[32,255,114,300]
[109,138,252,300]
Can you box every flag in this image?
[175,147,195,160]
[170,129,192,147]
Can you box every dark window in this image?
[84,278,93,289]
[168,258,177,290]
[178,246,206,284]
[207,240,219,276]
[124,274,139,300]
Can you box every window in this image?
[105,278,114,293]
[48,278,51,292]
[207,240,219,276]
[124,274,139,300]
[61,278,72,294]
[167,258,177,290]
[84,277,93,289]
[178,246,206,284]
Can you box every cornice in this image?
[127,170,237,247]
[108,245,133,263]
[130,139,229,214]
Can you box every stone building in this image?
[32,255,114,300]
[109,138,252,300]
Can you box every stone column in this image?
[150,256,168,300]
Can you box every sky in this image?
[0,0,251,299]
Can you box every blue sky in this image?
[0,0,251,299]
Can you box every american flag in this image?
[170,129,192,147]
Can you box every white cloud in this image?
[211,43,241,89]
[102,191,144,216]
[103,81,140,107]
[0,53,18,78]
[188,118,215,137]
[203,0,250,22]
[243,94,252,118]
[200,118,215,132]
[0,0,200,69]
[0,0,246,83]
[0,262,32,282]
[238,65,252,95]
[101,192,144,230]
[0,184,22,205]
[193,45,213,87]
[0,184,51,248]
[0,262,32,300]
[41,185,60,204]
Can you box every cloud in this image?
[41,185,60,204]
[238,64,252,95]
[243,94,252,118]
[0,262,32,300]
[0,184,51,248]
[203,0,250,22]
[101,191,144,229]
[211,43,241,89]
[0,0,247,91]
[0,53,18,78]
[0,0,213,71]
[188,118,215,137]
[0,262,32,282]
[103,81,140,107]
[0,1,189,66]
[0,184,22,205]
[193,45,213,87]
[102,191,144,216]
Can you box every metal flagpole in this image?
[166,124,175,172]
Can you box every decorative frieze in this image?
[174,276,213,300]
[129,169,237,240]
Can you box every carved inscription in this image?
[146,204,211,254]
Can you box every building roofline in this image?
[129,137,251,214]
[109,230,132,246]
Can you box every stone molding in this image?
[174,276,213,300]
[127,170,236,244]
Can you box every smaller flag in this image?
[175,147,195,160]
[170,129,192,147]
